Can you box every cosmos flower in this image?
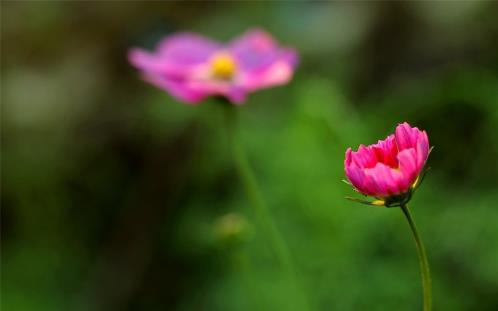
[128,28,298,104]
[344,122,430,206]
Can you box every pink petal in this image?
[345,148,353,167]
[128,48,200,79]
[365,163,404,197]
[345,149,369,193]
[415,130,430,170]
[397,148,419,190]
[351,145,377,168]
[395,122,416,150]
[229,28,298,92]
[141,74,208,104]
[229,29,278,63]
[185,80,249,104]
[371,135,398,168]
[362,173,382,196]
[225,86,248,104]
[238,52,297,91]
[157,32,221,65]
[345,163,369,195]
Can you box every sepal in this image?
[345,196,386,206]
[411,167,431,193]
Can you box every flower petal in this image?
[157,32,221,65]
[128,48,200,79]
[395,122,417,150]
[228,29,298,91]
[364,163,405,196]
[229,29,278,70]
[141,73,208,104]
[237,51,297,91]
[345,148,370,194]
[397,148,419,189]
[346,163,369,195]
[371,134,398,168]
[415,130,430,170]
[351,145,377,168]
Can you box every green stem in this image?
[400,204,432,311]
[223,105,309,311]
[230,250,262,310]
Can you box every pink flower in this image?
[344,122,430,205]
[128,28,298,105]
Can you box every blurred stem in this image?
[400,204,432,311]
[223,104,310,311]
[231,250,263,310]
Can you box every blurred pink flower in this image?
[128,29,298,104]
[344,122,430,202]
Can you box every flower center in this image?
[210,53,237,80]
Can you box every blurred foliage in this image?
[2,2,498,311]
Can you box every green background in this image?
[2,2,498,310]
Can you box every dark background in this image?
[2,2,498,310]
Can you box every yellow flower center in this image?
[210,53,237,80]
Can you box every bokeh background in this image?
[2,2,498,311]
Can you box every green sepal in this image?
[345,196,385,206]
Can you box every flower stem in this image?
[223,105,309,311]
[400,204,432,311]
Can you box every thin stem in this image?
[223,105,310,311]
[231,250,262,310]
[400,204,432,311]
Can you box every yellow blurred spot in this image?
[211,53,237,79]
[372,200,385,206]
[412,176,420,189]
